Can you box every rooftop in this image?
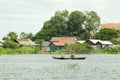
[100,23,120,30]
[50,37,76,46]
[16,38,36,45]
[86,39,113,45]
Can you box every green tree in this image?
[7,32,18,40]
[84,11,100,33]
[34,10,100,41]
[67,11,85,36]
[20,32,28,39]
[2,32,20,49]
[27,33,34,40]
[34,29,55,41]
[35,39,43,49]
[64,43,92,54]
[2,40,20,49]
[2,37,9,41]
[35,10,69,41]
[95,28,119,40]
[80,30,90,40]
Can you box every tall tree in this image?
[34,10,100,41]
[35,10,69,41]
[67,11,85,36]
[84,11,100,33]
[27,33,34,40]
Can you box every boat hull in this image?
[52,56,86,60]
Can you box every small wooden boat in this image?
[52,56,70,60]
[71,57,86,60]
[52,56,86,60]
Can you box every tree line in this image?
[34,10,100,41]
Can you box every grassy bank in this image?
[51,46,120,54]
[91,46,120,54]
[0,46,40,54]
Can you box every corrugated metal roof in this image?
[88,39,101,44]
[87,39,113,45]
[99,41,113,45]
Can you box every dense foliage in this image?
[0,46,40,54]
[35,10,100,41]
[64,43,93,54]
[2,32,20,49]
[92,46,120,54]
[102,46,120,54]
[110,39,120,45]
[0,32,40,54]
[2,40,20,49]
[95,28,119,40]
[20,32,34,40]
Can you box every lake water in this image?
[0,54,120,80]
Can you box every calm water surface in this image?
[0,54,120,80]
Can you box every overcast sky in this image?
[0,0,120,40]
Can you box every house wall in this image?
[85,40,94,45]
[50,45,64,52]
[41,47,50,52]
[91,45,101,50]
[86,40,102,50]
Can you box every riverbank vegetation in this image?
[51,45,120,54]
[0,46,40,54]
[0,32,40,55]
[51,43,93,54]
[92,46,120,54]
[64,43,92,54]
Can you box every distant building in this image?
[77,40,85,44]
[100,23,120,30]
[77,39,113,50]
[50,37,76,51]
[85,39,113,50]
[15,38,37,46]
[42,41,50,52]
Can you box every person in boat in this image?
[70,53,74,58]
[61,54,64,58]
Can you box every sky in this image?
[0,0,120,41]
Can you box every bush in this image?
[51,50,64,54]
[101,46,120,54]
[0,46,40,54]
[64,43,93,54]
[110,39,120,45]
[2,40,20,49]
